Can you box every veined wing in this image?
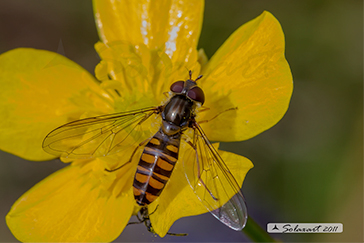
[43,107,160,159]
[183,122,248,230]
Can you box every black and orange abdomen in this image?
[133,129,180,206]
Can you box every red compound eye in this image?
[187,86,205,104]
[170,81,185,93]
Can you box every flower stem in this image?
[242,217,278,242]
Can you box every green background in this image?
[0,0,362,242]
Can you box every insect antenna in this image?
[188,70,203,83]
[195,74,203,82]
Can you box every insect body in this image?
[133,128,181,205]
[43,71,248,231]
[134,77,204,206]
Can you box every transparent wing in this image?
[183,122,248,230]
[43,107,160,159]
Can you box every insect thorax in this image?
[161,94,195,136]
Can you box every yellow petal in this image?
[93,0,204,66]
[149,144,253,237]
[0,48,113,161]
[199,11,293,141]
[6,161,134,242]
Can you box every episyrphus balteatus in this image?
[42,71,248,232]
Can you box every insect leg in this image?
[166,232,188,236]
[129,206,188,236]
[146,206,188,236]
[198,107,238,124]
[126,207,155,233]
[195,104,212,113]
[163,91,169,98]
[127,207,150,226]
[105,138,149,172]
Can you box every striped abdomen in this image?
[133,129,180,206]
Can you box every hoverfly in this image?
[42,71,248,231]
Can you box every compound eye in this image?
[170,81,185,93]
[187,86,205,104]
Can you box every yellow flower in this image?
[1,0,292,242]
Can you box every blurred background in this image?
[0,0,362,242]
